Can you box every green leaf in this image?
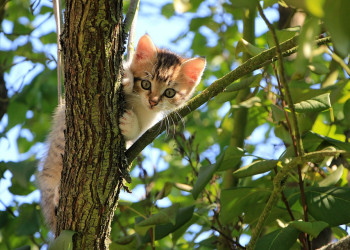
[39,5,53,15]
[192,163,219,199]
[49,230,76,250]
[232,159,279,178]
[324,0,350,57]
[266,28,298,48]
[215,92,238,104]
[17,136,34,154]
[171,215,198,245]
[319,165,344,187]
[40,32,58,44]
[308,62,330,75]
[198,235,218,248]
[189,17,212,31]
[161,3,175,19]
[6,161,36,195]
[271,104,285,122]
[15,204,40,235]
[6,161,37,189]
[155,182,173,200]
[290,221,329,238]
[220,187,271,223]
[303,131,350,152]
[215,75,261,104]
[142,206,195,242]
[226,74,262,92]
[305,187,350,226]
[0,211,10,229]
[343,99,350,126]
[7,101,28,128]
[332,226,348,239]
[235,38,264,57]
[135,204,180,236]
[292,93,331,113]
[305,0,325,17]
[294,18,320,76]
[13,21,34,35]
[229,0,257,9]
[216,146,245,171]
[255,226,299,250]
[232,96,261,109]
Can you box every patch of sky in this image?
[5,59,45,96]
[184,224,213,243]
[155,197,172,208]
[119,184,146,203]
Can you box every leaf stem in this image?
[326,49,350,76]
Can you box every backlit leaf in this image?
[50,230,75,250]
[306,187,350,226]
[232,159,279,178]
[290,220,329,238]
[319,165,344,187]
[292,93,331,113]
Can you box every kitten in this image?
[37,34,206,233]
[120,35,206,142]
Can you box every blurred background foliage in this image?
[0,0,350,249]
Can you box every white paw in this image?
[120,110,140,141]
[122,63,134,94]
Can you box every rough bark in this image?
[56,0,128,249]
[318,235,350,250]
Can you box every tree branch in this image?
[318,235,350,250]
[125,36,331,163]
[246,149,349,250]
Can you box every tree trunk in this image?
[56,0,127,248]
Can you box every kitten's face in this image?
[130,35,206,113]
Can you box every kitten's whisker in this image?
[174,110,185,129]
[168,113,177,137]
[166,116,171,137]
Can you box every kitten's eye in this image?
[164,88,176,98]
[141,80,151,90]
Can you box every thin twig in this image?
[256,4,309,249]
[124,0,140,34]
[126,0,140,61]
[53,0,63,104]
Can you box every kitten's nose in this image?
[149,98,159,107]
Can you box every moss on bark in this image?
[56,0,127,249]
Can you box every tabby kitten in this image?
[37,34,206,233]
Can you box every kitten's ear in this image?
[180,57,206,86]
[134,34,157,61]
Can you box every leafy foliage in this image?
[0,0,349,249]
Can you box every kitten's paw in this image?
[122,64,134,94]
[120,110,140,141]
